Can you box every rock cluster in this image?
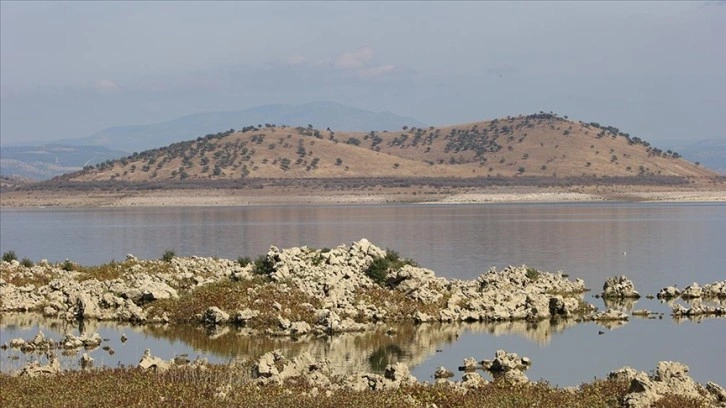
[0,256,249,323]
[601,275,640,299]
[481,349,532,384]
[671,303,724,318]
[4,330,103,352]
[137,349,209,373]
[658,281,726,300]
[16,354,61,377]
[250,349,417,393]
[609,362,726,407]
[2,240,595,335]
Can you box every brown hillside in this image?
[60,113,716,183]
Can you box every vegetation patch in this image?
[146,276,321,329]
[365,249,417,287]
[2,368,689,408]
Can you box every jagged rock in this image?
[9,338,26,348]
[61,332,102,349]
[203,307,229,325]
[482,350,531,384]
[461,372,489,388]
[703,281,726,298]
[671,303,724,317]
[707,382,726,403]
[17,355,61,377]
[80,353,94,369]
[277,316,291,330]
[657,286,681,299]
[0,239,599,334]
[681,283,703,299]
[602,275,641,299]
[434,366,454,379]
[384,362,415,383]
[138,349,170,373]
[233,308,259,325]
[413,311,433,323]
[289,321,311,335]
[589,309,629,321]
[612,361,723,408]
[459,357,478,372]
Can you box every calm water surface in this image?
[1,203,724,385]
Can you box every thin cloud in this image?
[94,79,121,94]
[334,47,374,69]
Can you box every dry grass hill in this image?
[56,113,716,185]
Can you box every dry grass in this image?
[3,368,710,407]
[0,264,61,288]
[146,277,322,329]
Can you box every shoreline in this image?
[2,185,726,208]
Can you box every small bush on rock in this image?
[253,255,275,275]
[2,251,17,263]
[60,259,75,271]
[365,249,417,287]
[161,250,175,262]
[237,256,252,267]
[526,267,540,281]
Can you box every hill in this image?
[0,144,127,180]
[59,101,425,153]
[56,113,715,185]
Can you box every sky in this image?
[1,1,724,146]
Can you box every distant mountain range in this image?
[1,102,424,180]
[60,101,426,153]
[0,144,127,180]
[665,138,726,175]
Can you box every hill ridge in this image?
[56,112,717,184]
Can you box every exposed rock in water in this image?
[481,349,532,385]
[657,286,681,299]
[434,366,454,379]
[657,280,725,301]
[671,303,724,317]
[602,275,641,299]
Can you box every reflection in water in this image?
[1,314,577,375]
[602,297,639,312]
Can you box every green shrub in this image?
[365,249,417,287]
[253,255,275,275]
[161,249,176,262]
[2,250,17,263]
[61,259,75,271]
[20,258,34,268]
[237,256,252,267]
[526,267,540,281]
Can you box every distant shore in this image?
[2,184,725,208]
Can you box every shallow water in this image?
[1,203,725,385]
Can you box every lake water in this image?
[1,203,725,385]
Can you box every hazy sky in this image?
[1,1,724,146]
